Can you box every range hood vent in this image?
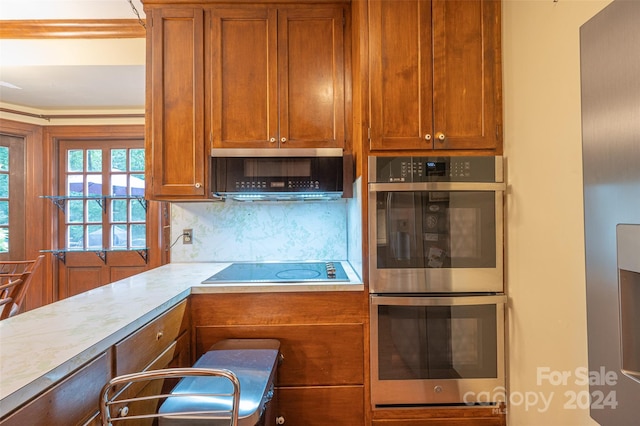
[211,148,352,201]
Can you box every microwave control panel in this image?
[370,156,502,183]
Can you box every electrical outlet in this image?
[183,229,193,244]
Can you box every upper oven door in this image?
[368,182,505,293]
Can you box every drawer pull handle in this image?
[156,331,163,340]
[276,416,285,424]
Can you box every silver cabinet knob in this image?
[269,137,276,143]
[424,134,432,141]
[118,406,130,417]
[435,132,446,141]
[280,137,287,143]
[195,182,202,188]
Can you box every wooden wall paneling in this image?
[0,119,50,310]
[60,265,104,299]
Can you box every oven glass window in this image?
[377,303,498,380]
[375,191,496,269]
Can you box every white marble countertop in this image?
[0,261,362,417]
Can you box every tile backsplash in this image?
[169,178,361,272]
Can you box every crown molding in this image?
[0,20,145,39]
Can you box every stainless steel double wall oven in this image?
[368,156,506,407]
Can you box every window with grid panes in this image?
[65,147,146,250]
[0,146,9,253]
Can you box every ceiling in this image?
[0,0,146,113]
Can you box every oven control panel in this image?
[369,156,502,183]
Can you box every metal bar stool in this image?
[99,367,241,426]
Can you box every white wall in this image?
[503,0,612,424]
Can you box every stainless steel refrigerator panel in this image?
[580,0,640,424]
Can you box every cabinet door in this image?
[278,7,346,148]
[209,8,278,149]
[369,0,433,151]
[369,0,502,152]
[278,386,364,426]
[431,0,502,151]
[147,8,206,199]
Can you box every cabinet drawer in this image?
[372,406,506,426]
[0,352,112,426]
[115,300,187,376]
[372,420,503,426]
[277,386,364,426]
[196,323,364,386]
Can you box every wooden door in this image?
[431,0,502,151]
[369,0,433,151]
[209,8,278,149]
[56,140,161,299]
[0,134,25,260]
[147,8,206,199]
[278,6,346,148]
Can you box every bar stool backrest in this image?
[0,255,44,320]
[99,367,241,426]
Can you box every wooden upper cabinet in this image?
[209,5,347,149]
[146,7,207,200]
[369,0,502,153]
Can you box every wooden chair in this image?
[0,254,44,320]
[99,367,241,426]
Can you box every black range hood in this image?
[210,148,352,201]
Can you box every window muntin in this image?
[0,146,9,253]
[64,147,146,250]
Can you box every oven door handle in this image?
[368,182,506,192]
[371,294,507,306]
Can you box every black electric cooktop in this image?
[202,262,349,284]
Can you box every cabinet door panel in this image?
[0,352,112,426]
[148,8,206,198]
[369,0,502,153]
[277,386,364,426]
[210,8,278,148]
[432,0,501,150]
[196,323,364,385]
[279,7,346,148]
[369,0,433,150]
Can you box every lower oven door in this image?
[370,294,506,406]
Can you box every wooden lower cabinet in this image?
[191,292,367,426]
[0,300,190,425]
[115,299,189,376]
[0,352,112,426]
[278,386,364,426]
